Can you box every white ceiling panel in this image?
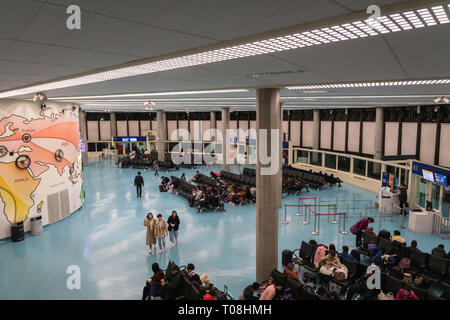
[2,41,52,62]
[18,3,77,45]
[0,0,43,38]
[43,0,117,13]
[142,0,350,41]
[100,0,182,23]
[33,46,136,69]
[332,0,405,11]
[99,24,216,58]
[385,24,450,79]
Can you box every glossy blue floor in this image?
[0,158,449,299]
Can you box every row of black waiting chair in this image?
[290,241,447,300]
[219,171,256,188]
[356,232,450,288]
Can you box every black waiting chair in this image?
[425,292,446,300]
[283,277,302,300]
[408,250,428,275]
[295,241,314,266]
[300,286,319,300]
[423,255,448,283]
[441,263,450,289]
[270,269,287,287]
[377,237,393,253]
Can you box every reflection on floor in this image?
[0,158,448,299]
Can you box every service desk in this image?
[408,210,435,234]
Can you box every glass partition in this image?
[296,150,309,164]
[416,178,427,208]
[442,188,450,218]
[400,169,410,186]
[324,154,337,169]
[431,184,441,211]
[386,165,399,178]
[353,158,367,176]
[310,152,322,166]
[367,161,382,180]
[338,156,351,172]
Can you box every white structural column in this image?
[256,88,281,282]
[156,110,167,161]
[313,109,320,150]
[78,110,89,167]
[221,107,230,172]
[110,112,117,147]
[210,111,216,130]
[374,107,384,160]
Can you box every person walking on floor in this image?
[134,172,144,197]
[167,210,180,247]
[350,216,374,247]
[154,214,168,253]
[153,160,160,179]
[143,212,156,254]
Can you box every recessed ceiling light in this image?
[0,4,448,98]
[48,89,249,100]
[287,78,450,90]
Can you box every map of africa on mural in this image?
[0,107,81,224]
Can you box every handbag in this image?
[377,291,394,300]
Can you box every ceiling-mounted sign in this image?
[113,136,146,142]
[412,161,450,186]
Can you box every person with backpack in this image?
[350,217,375,247]
[339,246,355,261]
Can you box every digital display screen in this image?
[129,137,137,142]
[422,169,435,182]
[121,138,129,142]
[434,173,448,187]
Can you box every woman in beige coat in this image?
[154,213,169,253]
[143,212,156,254]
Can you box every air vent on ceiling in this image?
[247,69,305,78]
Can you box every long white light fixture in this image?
[47,89,249,100]
[286,78,450,90]
[1,4,449,99]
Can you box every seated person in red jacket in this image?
[283,262,300,281]
[396,285,419,300]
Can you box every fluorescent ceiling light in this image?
[1,4,449,99]
[47,89,249,100]
[286,78,450,90]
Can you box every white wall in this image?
[440,123,450,167]
[117,120,127,137]
[320,121,332,149]
[347,121,360,153]
[401,122,417,155]
[362,122,375,155]
[167,120,177,141]
[333,121,346,151]
[420,123,436,164]
[87,121,99,141]
[384,122,399,156]
[99,121,111,141]
[302,121,313,147]
[128,120,139,137]
[290,121,300,146]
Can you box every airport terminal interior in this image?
[1,0,450,301]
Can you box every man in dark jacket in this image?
[431,244,446,258]
[134,172,144,197]
[243,282,260,300]
[161,266,184,300]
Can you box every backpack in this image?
[378,230,391,240]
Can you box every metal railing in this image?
[431,211,450,239]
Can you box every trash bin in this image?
[11,221,25,242]
[30,215,43,236]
